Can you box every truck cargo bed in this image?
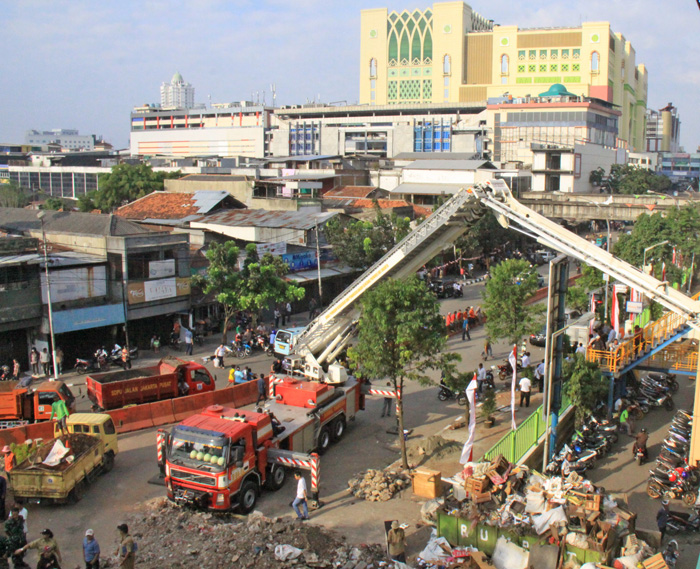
[89,367,161,384]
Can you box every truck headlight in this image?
[218,475,228,489]
[216,494,225,506]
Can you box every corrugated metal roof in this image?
[323,186,379,199]
[192,190,231,213]
[405,160,497,171]
[0,208,151,236]
[393,152,479,161]
[179,174,248,182]
[191,209,340,231]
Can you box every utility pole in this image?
[37,212,59,381]
[315,223,323,309]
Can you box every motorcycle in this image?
[230,340,252,358]
[255,334,274,355]
[546,444,597,476]
[437,384,467,406]
[667,508,700,534]
[662,540,680,569]
[74,357,101,374]
[647,469,698,506]
[634,443,648,466]
[109,346,139,366]
[497,359,522,381]
[646,371,680,394]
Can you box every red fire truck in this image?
[158,371,364,512]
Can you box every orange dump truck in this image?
[86,357,215,411]
[0,380,75,425]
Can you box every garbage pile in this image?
[421,454,665,569]
[16,434,95,471]
[117,497,388,569]
[348,468,411,502]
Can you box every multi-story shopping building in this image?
[360,2,647,151]
[160,72,195,110]
[25,129,95,151]
[645,103,681,153]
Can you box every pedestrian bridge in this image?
[520,192,698,223]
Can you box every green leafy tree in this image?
[0,182,29,208]
[606,164,672,195]
[41,197,67,211]
[193,242,305,342]
[576,264,605,291]
[454,210,529,267]
[324,205,410,269]
[563,355,609,427]
[482,259,545,345]
[349,276,458,469]
[566,286,590,314]
[77,163,183,212]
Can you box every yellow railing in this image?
[645,343,698,372]
[586,309,690,373]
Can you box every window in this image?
[561,64,569,72]
[550,64,558,72]
[443,54,451,75]
[501,54,509,75]
[369,58,377,78]
[518,50,525,60]
[572,63,580,72]
[517,65,525,73]
[529,50,536,60]
[562,49,569,59]
[591,51,600,73]
[529,64,536,72]
[573,49,580,59]
[539,50,547,59]
[550,49,558,59]
[194,370,212,386]
[540,64,547,72]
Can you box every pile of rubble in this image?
[116,497,388,569]
[348,468,411,501]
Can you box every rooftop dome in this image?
[171,71,184,84]
[538,83,578,98]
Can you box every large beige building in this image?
[360,2,648,150]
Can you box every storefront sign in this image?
[50,304,125,334]
[281,251,317,272]
[127,277,191,305]
[626,301,643,314]
[148,259,176,279]
[256,242,287,257]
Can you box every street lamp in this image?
[643,240,669,274]
[37,211,59,381]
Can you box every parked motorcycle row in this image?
[545,414,620,476]
[74,345,139,374]
[626,371,678,413]
[646,409,699,507]
[437,369,495,405]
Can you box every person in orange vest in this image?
[121,346,132,370]
[445,314,450,329]
[468,307,477,326]
[2,446,15,472]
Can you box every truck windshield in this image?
[169,427,229,472]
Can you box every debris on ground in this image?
[348,468,411,501]
[114,497,388,569]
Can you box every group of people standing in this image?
[28,348,63,378]
[445,306,483,337]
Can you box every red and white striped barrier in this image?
[268,374,284,398]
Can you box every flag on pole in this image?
[662,261,666,281]
[672,247,677,266]
[509,345,518,430]
[459,374,479,464]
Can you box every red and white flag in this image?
[662,262,666,280]
[459,373,479,464]
[509,345,518,430]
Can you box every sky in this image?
[1,0,698,151]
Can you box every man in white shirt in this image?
[575,342,586,355]
[607,327,617,347]
[292,471,309,521]
[519,375,531,408]
[214,344,226,368]
[521,352,531,370]
[476,363,486,393]
[534,360,545,392]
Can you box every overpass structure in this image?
[519,191,698,223]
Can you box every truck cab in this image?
[34,381,76,422]
[58,413,119,463]
[274,327,306,357]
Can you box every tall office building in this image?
[360,2,647,151]
[646,103,681,153]
[160,72,195,110]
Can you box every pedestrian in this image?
[233,366,245,385]
[521,351,531,370]
[150,335,157,353]
[0,533,11,569]
[0,474,5,521]
[575,342,586,355]
[5,507,26,569]
[271,358,283,375]
[82,529,100,569]
[483,338,493,360]
[291,471,309,521]
[120,346,131,371]
[35,547,60,569]
[54,348,63,376]
[152,336,160,353]
[462,318,470,341]
[12,503,27,538]
[381,383,393,418]
[17,528,61,565]
[286,302,293,325]
[519,375,531,408]
[29,349,39,376]
[619,405,634,436]
[184,331,193,356]
[387,520,406,563]
[308,297,318,320]
[11,360,19,382]
[227,366,236,385]
[274,308,281,329]
[657,499,670,543]
[116,524,135,569]
[49,395,69,437]
[476,363,486,394]
[214,344,226,369]
[633,325,643,355]
[40,349,50,377]
[607,327,617,347]
[256,375,267,406]
[534,360,545,392]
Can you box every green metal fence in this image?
[482,394,571,463]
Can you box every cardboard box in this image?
[412,468,443,499]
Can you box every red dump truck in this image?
[157,369,364,512]
[0,380,76,425]
[87,357,215,411]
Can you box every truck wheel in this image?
[238,480,258,514]
[265,465,286,491]
[69,481,86,504]
[317,426,331,455]
[331,416,346,442]
[102,452,115,474]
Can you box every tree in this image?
[324,205,410,270]
[606,164,672,195]
[41,197,67,211]
[77,163,183,212]
[0,182,29,208]
[563,355,608,427]
[482,259,545,345]
[348,276,458,469]
[193,242,305,342]
[454,210,529,265]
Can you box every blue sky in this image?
[1,0,697,151]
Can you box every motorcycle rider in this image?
[633,428,649,461]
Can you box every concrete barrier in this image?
[149,400,176,427]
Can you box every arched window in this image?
[501,54,509,75]
[369,58,377,78]
[443,54,451,75]
[591,51,600,72]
